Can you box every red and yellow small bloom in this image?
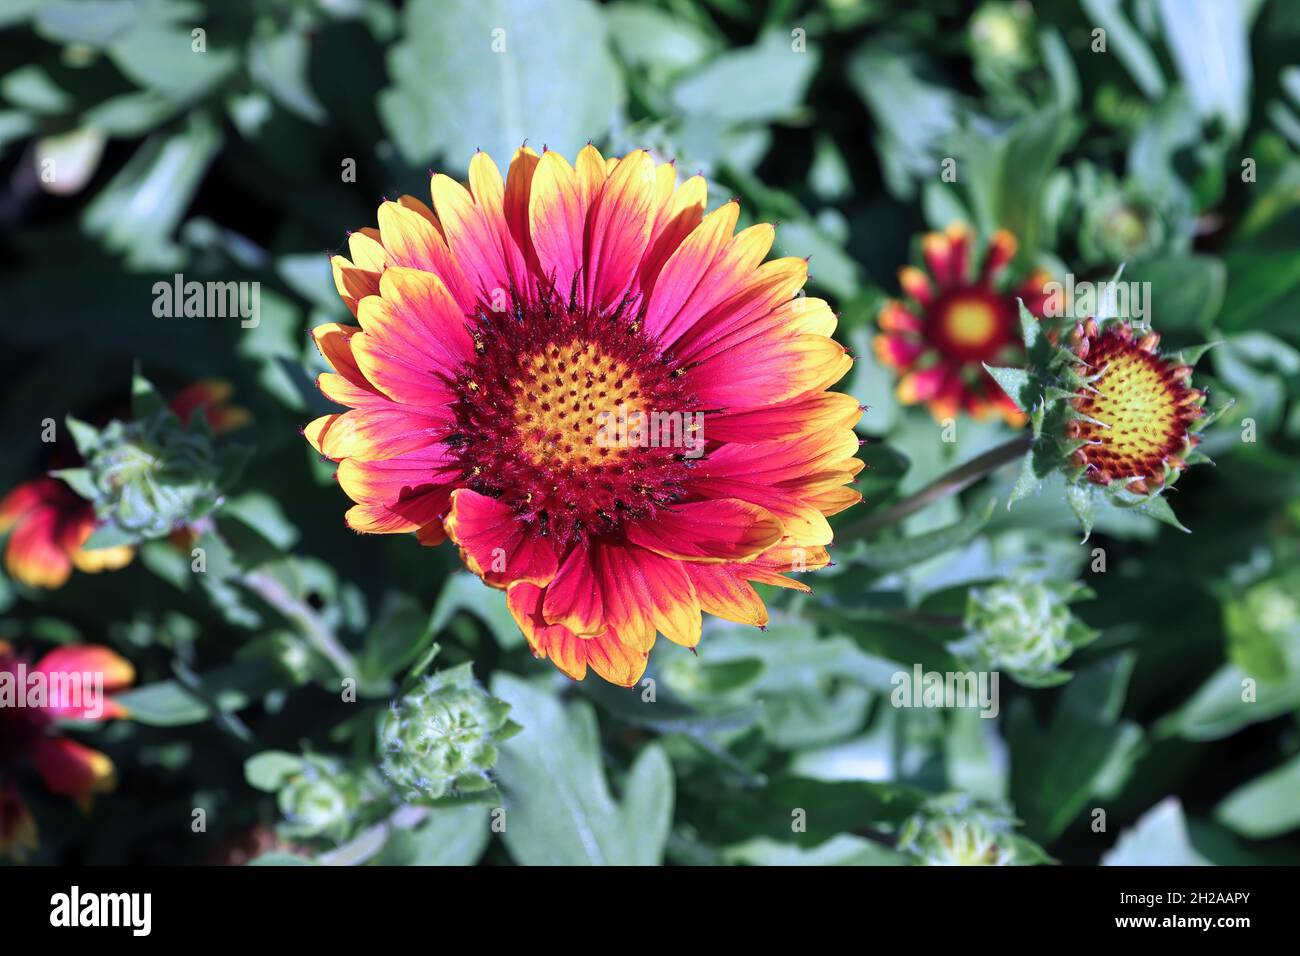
[307,146,863,685]
[1066,319,1204,494]
[169,379,251,434]
[875,223,1050,424]
[0,641,134,859]
[0,477,133,589]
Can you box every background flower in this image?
[0,641,134,858]
[874,223,1050,424]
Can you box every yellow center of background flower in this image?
[513,341,643,470]
[943,300,998,348]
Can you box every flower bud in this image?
[896,797,1038,866]
[378,663,518,804]
[957,577,1097,686]
[277,764,351,839]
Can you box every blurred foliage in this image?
[1,0,1298,866]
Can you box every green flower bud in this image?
[897,797,1049,866]
[55,376,244,547]
[378,663,518,804]
[1080,193,1165,265]
[967,581,1070,674]
[953,577,1097,686]
[901,815,1014,866]
[1223,572,1300,679]
[969,1,1035,70]
[277,762,351,839]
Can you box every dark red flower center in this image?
[448,289,701,546]
[927,288,1017,366]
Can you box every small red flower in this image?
[874,223,1050,424]
[0,478,133,590]
[169,379,251,434]
[0,641,134,858]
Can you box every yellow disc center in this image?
[943,299,998,348]
[512,341,644,471]
[1086,350,1178,460]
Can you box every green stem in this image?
[242,570,360,678]
[843,433,1032,538]
[316,805,429,867]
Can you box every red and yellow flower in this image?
[0,477,133,589]
[874,223,1050,424]
[1066,319,1205,494]
[0,641,134,859]
[307,146,862,685]
[169,379,251,434]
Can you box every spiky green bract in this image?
[52,373,249,548]
[378,658,520,806]
[986,303,1232,539]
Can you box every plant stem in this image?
[242,570,360,678]
[842,433,1032,538]
[316,805,429,867]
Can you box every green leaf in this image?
[63,416,100,458]
[107,21,239,104]
[1126,255,1226,331]
[244,751,303,792]
[1157,663,1300,742]
[621,745,674,867]
[376,805,493,865]
[248,853,316,866]
[378,0,622,166]
[49,467,96,501]
[1080,0,1165,99]
[847,41,958,199]
[83,110,222,268]
[359,592,432,684]
[81,521,139,551]
[248,29,326,124]
[0,65,72,115]
[492,674,674,865]
[428,572,523,649]
[1214,753,1300,839]
[670,28,819,124]
[850,498,996,572]
[604,2,718,77]
[723,835,910,866]
[1008,654,1144,841]
[1156,0,1251,137]
[1102,798,1210,866]
[34,0,153,48]
[114,659,286,726]
[130,371,165,419]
